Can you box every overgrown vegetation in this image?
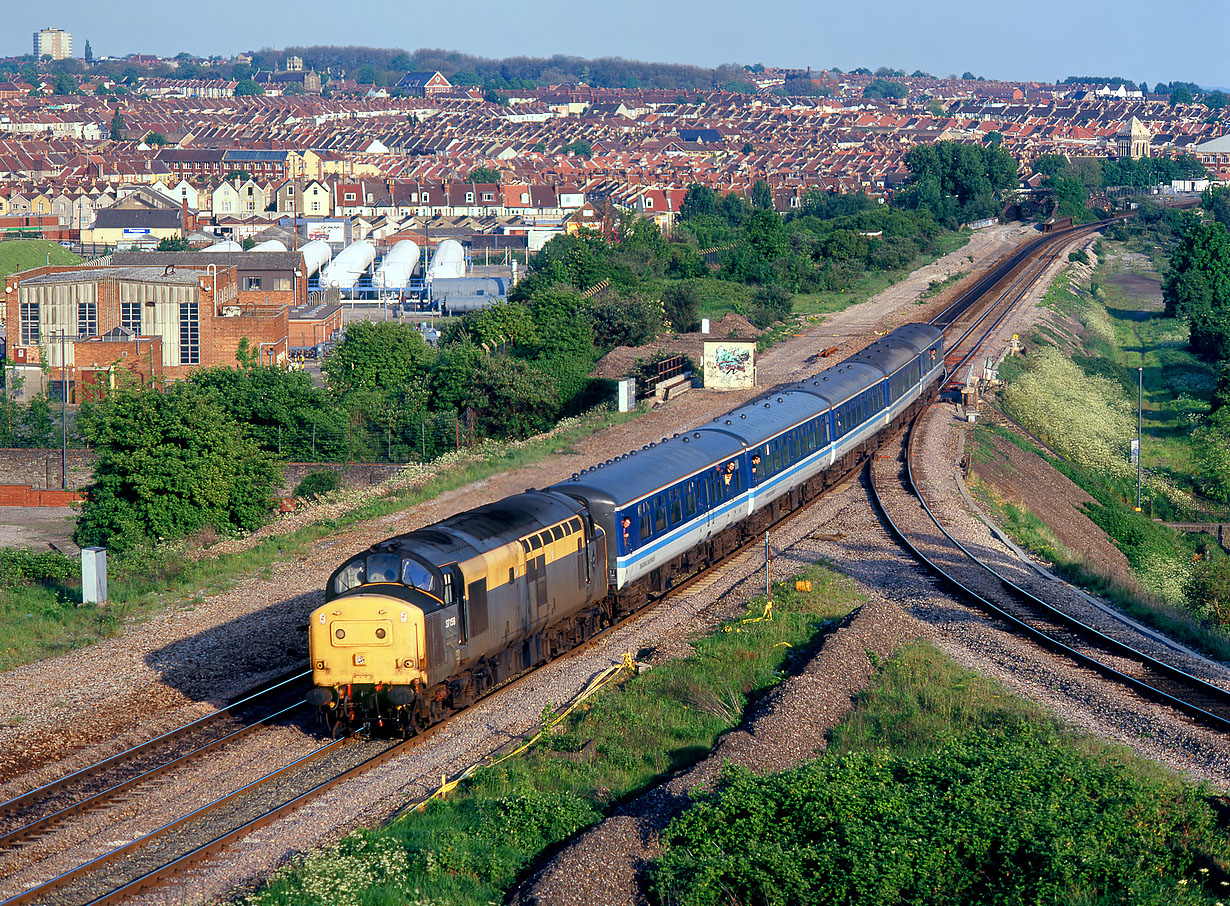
[242,564,863,906]
[650,643,1230,906]
[994,237,1230,638]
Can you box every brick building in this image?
[112,250,309,308]
[288,301,342,350]
[4,264,288,399]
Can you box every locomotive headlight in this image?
[315,660,326,670]
[375,628,386,639]
[335,628,346,640]
[354,654,366,665]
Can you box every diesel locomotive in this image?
[307,323,945,735]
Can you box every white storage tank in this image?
[374,240,421,288]
[300,239,333,277]
[250,239,288,252]
[321,239,377,289]
[426,238,465,280]
[203,239,243,252]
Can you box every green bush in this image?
[749,284,794,327]
[294,469,341,499]
[0,548,76,586]
[650,645,1230,906]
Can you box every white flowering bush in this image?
[1001,346,1134,478]
[246,831,426,906]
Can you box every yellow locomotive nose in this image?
[308,594,426,704]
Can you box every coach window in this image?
[655,497,667,534]
[639,503,652,539]
[684,481,698,517]
[367,553,399,583]
[670,488,683,524]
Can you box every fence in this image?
[246,408,479,465]
[0,407,480,466]
[638,356,685,398]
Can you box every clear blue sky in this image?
[15,0,1230,88]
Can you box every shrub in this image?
[661,281,702,332]
[0,548,76,586]
[748,284,793,327]
[583,293,663,348]
[294,469,341,499]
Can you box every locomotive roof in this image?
[358,491,581,563]
[699,389,833,447]
[552,429,745,507]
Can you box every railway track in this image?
[870,414,1230,731]
[871,219,1230,731]
[0,671,311,846]
[0,221,1133,906]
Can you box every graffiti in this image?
[703,340,756,391]
[715,346,751,375]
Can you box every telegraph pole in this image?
[1136,366,1143,512]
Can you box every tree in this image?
[156,236,190,251]
[862,79,908,100]
[234,80,264,97]
[144,131,167,146]
[1170,85,1194,106]
[565,140,593,157]
[1163,221,1230,360]
[231,63,252,81]
[109,111,125,142]
[751,180,774,211]
[467,166,501,185]
[1206,91,1229,111]
[1203,186,1230,229]
[74,385,281,553]
[680,183,717,220]
[52,72,77,96]
[323,320,433,394]
[84,40,92,64]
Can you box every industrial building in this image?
[3,263,288,400]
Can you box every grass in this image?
[242,563,864,906]
[0,239,82,277]
[0,406,642,672]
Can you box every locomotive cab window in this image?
[335,559,365,594]
[367,553,399,583]
[400,557,436,592]
[551,525,566,542]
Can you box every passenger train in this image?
[306,323,945,735]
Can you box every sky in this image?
[13,0,1230,89]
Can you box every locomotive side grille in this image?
[427,614,445,667]
[468,579,489,635]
